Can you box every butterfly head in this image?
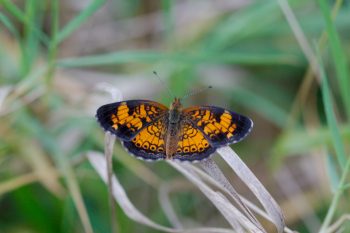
[170,97,182,111]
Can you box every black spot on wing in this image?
[173,146,216,162]
[183,105,253,146]
[122,140,166,161]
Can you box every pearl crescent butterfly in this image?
[96,98,253,162]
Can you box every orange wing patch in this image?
[130,118,166,153]
[96,100,168,140]
[202,111,237,139]
[190,109,236,140]
[183,106,252,146]
[111,102,162,131]
[176,122,210,154]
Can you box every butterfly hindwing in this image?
[96,100,168,140]
[122,117,167,160]
[173,121,216,161]
[183,106,253,147]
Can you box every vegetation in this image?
[0,0,349,232]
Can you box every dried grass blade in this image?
[169,161,264,233]
[183,161,274,223]
[200,159,264,231]
[0,172,37,195]
[158,183,183,229]
[87,151,235,233]
[0,86,12,111]
[21,140,65,197]
[217,147,285,233]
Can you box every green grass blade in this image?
[0,12,19,37]
[162,0,173,41]
[56,0,107,44]
[230,89,289,128]
[317,47,350,233]
[46,0,59,85]
[57,50,299,67]
[21,0,40,76]
[318,49,347,171]
[17,110,94,233]
[1,0,26,22]
[326,153,340,193]
[272,124,350,158]
[317,0,350,119]
[1,0,49,45]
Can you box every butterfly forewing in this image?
[96,100,168,140]
[183,106,253,146]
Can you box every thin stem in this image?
[319,158,350,233]
[47,0,59,86]
[285,0,344,129]
[105,133,118,233]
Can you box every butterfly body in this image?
[96,98,253,162]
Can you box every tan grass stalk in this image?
[87,151,236,233]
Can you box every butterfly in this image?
[96,98,253,162]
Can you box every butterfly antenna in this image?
[153,71,175,98]
[182,85,212,100]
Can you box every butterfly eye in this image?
[184,147,189,153]
[198,146,204,152]
[190,146,197,152]
[176,148,182,153]
[158,147,164,152]
[136,142,141,147]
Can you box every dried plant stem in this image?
[325,214,350,233]
[88,151,235,233]
[105,133,118,233]
[0,172,38,195]
[171,162,261,232]
[284,226,299,233]
[199,159,263,232]
[217,147,285,233]
[158,183,183,229]
[277,0,317,74]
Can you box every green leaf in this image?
[56,0,107,44]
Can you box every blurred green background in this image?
[0,0,350,232]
